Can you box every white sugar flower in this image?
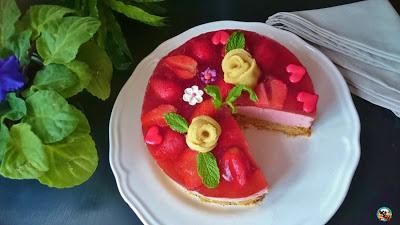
[183,85,204,106]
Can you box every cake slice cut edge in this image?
[236,106,314,136]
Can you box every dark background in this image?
[1,0,400,225]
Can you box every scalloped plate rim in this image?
[109,20,360,225]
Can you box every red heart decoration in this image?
[211,31,229,45]
[297,91,318,113]
[145,126,163,145]
[286,64,306,83]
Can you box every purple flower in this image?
[199,67,217,84]
[0,56,25,102]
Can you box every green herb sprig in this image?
[225,31,245,52]
[204,84,258,113]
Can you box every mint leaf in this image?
[0,123,10,161]
[0,0,20,48]
[32,64,80,98]
[24,90,80,144]
[225,85,243,113]
[225,31,245,53]
[226,102,237,114]
[38,106,98,188]
[225,85,258,113]
[19,5,75,39]
[242,86,258,102]
[0,123,48,179]
[204,85,222,109]
[5,29,32,66]
[197,152,220,188]
[77,41,113,100]
[104,0,166,26]
[36,16,100,65]
[164,112,189,133]
[4,93,27,121]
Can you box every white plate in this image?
[109,21,360,225]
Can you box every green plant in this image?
[62,0,166,71]
[0,0,165,188]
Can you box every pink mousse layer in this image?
[237,106,314,128]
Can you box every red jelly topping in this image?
[141,30,318,199]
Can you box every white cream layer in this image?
[237,106,314,128]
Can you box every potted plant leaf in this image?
[0,0,165,188]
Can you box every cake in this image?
[140,30,318,206]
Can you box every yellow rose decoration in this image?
[222,48,261,88]
[186,116,221,153]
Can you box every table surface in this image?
[1,1,400,225]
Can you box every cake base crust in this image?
[234,114,311,137]
[189,190,267,206]
[170,175,268,206]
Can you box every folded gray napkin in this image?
[266,0,400,117]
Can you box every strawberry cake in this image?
[141,30,318,205]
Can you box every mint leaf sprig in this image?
[164,112,189,133]
[197,152,220,188]
[225,85,258,113]
[225,31,245,53]
[163,112,220,189]
[204,85,223,109]
[204,84,258,113]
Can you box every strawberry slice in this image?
[150,78,182,102]
[190,39,215,62]
[191,99,218,120]
[266,79,288,109]
[255,78,288,109]
[150,129,185,160]
[178,149,202,190]
[163,55,198,79]
[254,83,269,108]
[221,147,249,186]
[141,104,177,128]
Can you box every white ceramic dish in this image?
[109,21,360,225]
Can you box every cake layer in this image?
[237,106,314,128]
[235,114,311,136]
